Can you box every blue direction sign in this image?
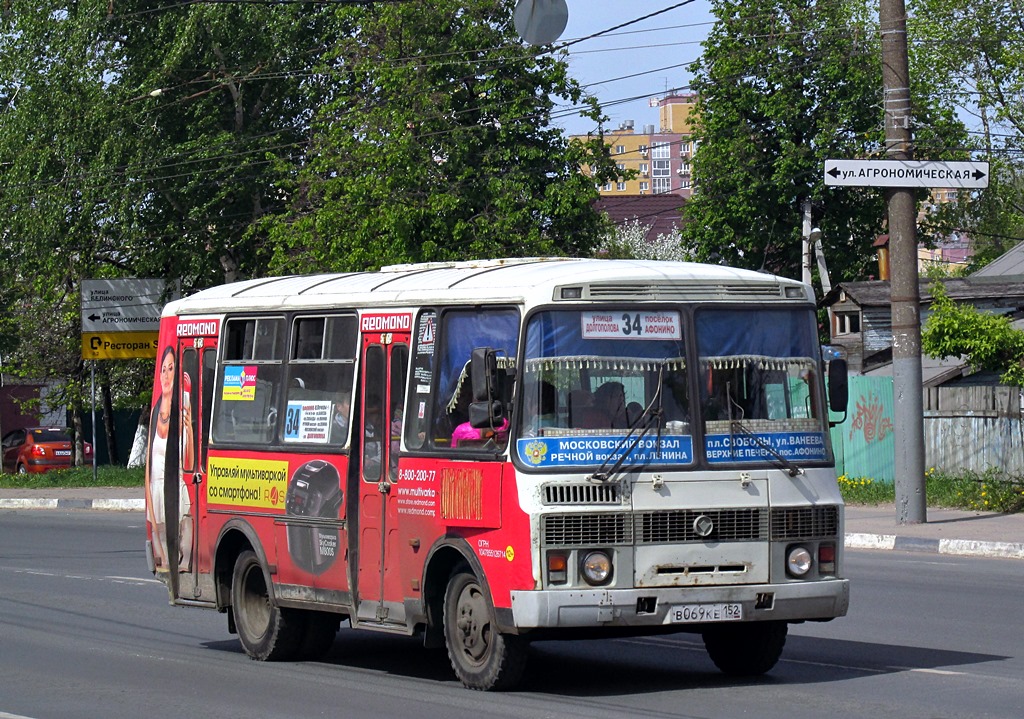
[824,159,989,188]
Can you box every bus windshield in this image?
[515,306,830,470]
[696,307,829,465]
[517,309,691,469]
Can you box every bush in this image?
[839,467,1024,513]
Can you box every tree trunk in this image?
[101,376,119,465]
[72,410,85,467]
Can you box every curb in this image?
[0,498,145,511]
[845,532,1024,560]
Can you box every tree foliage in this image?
[910,0,1024,265]
[259,1,615,272]
[683,0,969,282]
[922,283,1024,385]
[597,220,694,262]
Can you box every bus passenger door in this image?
[175,336,217,600]
[355,327,409,625]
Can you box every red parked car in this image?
[1,427,92,474]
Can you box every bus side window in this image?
[431,307,519,452]
[212,317,285,445]
[284,315,357,447]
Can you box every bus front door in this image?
[355,328,409,625]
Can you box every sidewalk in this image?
[1,488,1021,560]
[844,502,1024,560]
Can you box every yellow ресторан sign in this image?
[81,331,159,360]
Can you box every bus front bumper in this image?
[509,578,849,629]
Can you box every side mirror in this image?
[469,347,510,429]
[828,358,848,417]
[471,347,498,402]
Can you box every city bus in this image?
[145,257,850,690]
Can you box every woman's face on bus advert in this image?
[159,350,175,397]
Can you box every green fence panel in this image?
[832,376,895,483]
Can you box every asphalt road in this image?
[1,510,1020,719]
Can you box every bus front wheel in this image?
[231,549,303,661]
[702,620,788,676]
[443,565,526,691]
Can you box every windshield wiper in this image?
[728,419,803,477]
[589,366,666,483]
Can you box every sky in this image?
[545,0,716,136]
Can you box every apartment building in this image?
[572,93,698,199]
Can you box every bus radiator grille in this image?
[542,513,633,546]
[769,505,839,540]
[636,508,767,543]
[542,483,622,505]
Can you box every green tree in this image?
[682,0,968,281]
[910,0,1024,265]
[260,0,615,272]
[922,283,1024,384]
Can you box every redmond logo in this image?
[361,313,412,332]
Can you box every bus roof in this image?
[162,258,809,316]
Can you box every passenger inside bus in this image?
[522,379,558,436]
[568,389,605,429]
[331,392,350,444]
[594,381,628,429]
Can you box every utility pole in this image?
[880,0,927,523]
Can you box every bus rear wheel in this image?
[702,620,788,676]
[231,549,303,661]
[443,565,526,691]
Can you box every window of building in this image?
[601,182,612,192]
[651,142,670,159]
[653,177,671,194]
[639,162,649,175]
[639,181,649,192]
[616,162,625,171]
[615,145,625,154]
[639,144,648,155]
[616,182,626,191]
[834,312,861,336]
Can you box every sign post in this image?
[80,278,177,476]
[81,278,174,360]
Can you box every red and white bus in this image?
[145,257,850,690]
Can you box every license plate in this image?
[670,603,743,623]
[55,450,71,457]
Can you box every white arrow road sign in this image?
[824,159,990,188]
[81,278,175,333]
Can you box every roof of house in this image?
[972,241,1024,277]
[595,195,686,242]
[821,276,1024,309]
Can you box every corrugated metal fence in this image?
[831,378,1024,481]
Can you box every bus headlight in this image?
[786,545,813,577]
[581,550,612,586]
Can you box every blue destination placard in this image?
[705,432,827,463]
[518,435,693,468]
